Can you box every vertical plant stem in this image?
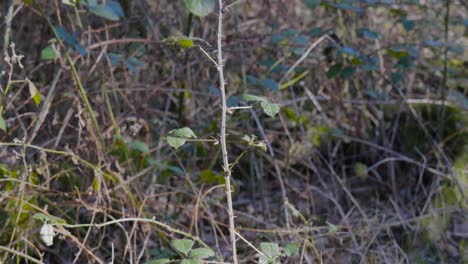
[439,0,451,137]
[3,0,14,56]
[216,1,238,263]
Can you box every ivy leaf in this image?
[183,0,215,17]
[260,102,280,117]
[171,239,194,256]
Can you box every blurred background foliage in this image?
[0,0,467,263]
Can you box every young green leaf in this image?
[169,127,197,138]
[32,213,67,225]
[183,0,215,17]
[260,102,280,117]
[40,46,57,60]
[27,79,41,106]
[166,136,187,150]
[189,247,215,259]
[171,239,194,256]
[178,38,194,48]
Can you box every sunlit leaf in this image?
[261,101,280,117]
[27,79,41,106]
[166,136,187,150]
[183,0,215,17]
[166,127,197,150]
[169,127,197,138]
[62,0,79,6]
[171,239,194,256]
[260,242,281,261]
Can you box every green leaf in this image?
[40,46,57,60]
[282,107,298,123]
[189,248,215,259]
[183,0,215,17]
[27,79,41,106]
[166,127,197,149]
[200,169,221,185]
[284,242,300,257]
[32,213,67,225]
[260,78,279,91]
[62,0,79,6]
[171,239,194,256]
[326,222,338,234]
[181,260,198,264]
[242,93,268,103]
[178,38,194,48]
[259,242,281,262]
[0,114,6,132]
[169,127,197,138]
[130,141,150,154]
[144,259,170,264]
[88,1,124,21]
[166,136,187,150]
[326,63,342,79]
[261,102,280,117]
[387,49,408,59]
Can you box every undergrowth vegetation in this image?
[0,0,467,263]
